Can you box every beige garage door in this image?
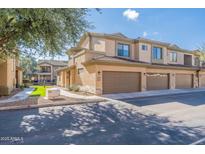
[200,75,205,87]
[102,71,140,94]
[146,73,169,90]
[175,74,193,89]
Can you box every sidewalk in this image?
[102,88,205,100]
[0,88,34,104]
[0,88,105,111]
[60,88,101,100]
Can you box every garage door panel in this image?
[201,75,205,87]
[146,73,169,90]
[103,71,140,94]
[176,74,192,89]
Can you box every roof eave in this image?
[83,59,199,70]
[56,65,75,72]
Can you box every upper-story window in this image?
[41,66,51,73]
[77,68,84,74]
[170,52,177,62]
[152,47,163,60]
[141,44,148,51]
[117,43,130,57]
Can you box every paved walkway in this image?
[59,88,101,100]
[103,88,205,99]
[0,88,34,104]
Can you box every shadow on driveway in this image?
[120,92,205,107]
[0,102,204,145]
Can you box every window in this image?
[170,52,177,62]
[152,47,163,60]
[117,43,130,57]
[77,68,84,74]
[141,44,148,51]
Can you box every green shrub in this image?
[19,85,24,90]
[23,84,29,88]
[69,84,80,92]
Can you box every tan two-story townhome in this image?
[57,32,205,95]
[33,60,67,84]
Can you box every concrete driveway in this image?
[121,92,205,128]
[0,92,205,144]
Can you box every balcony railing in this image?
[37,70,52,73]
[40,70,51,73]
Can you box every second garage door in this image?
[175,74,193,89]
[146,73,169,90]
[200,75,205,87]
[102,71,140,94]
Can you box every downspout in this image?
[197,67,201,88]
[88,32,92,50]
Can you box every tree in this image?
[20,55,37,79]
[0,9,92,60]
[196,43,205,65]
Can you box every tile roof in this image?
[91,55,199,69]
[38,60,68,66]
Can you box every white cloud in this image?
[123,9,139,21]
[143,31,148,37]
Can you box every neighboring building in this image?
[57,32,205,95]
[33,60,67,84]
[0,57,23,96]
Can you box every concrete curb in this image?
[0,99,106,112]
[105,89,205,100]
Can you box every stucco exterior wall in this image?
[105,39,116,56]
[136,41,197,66]
[134,43,139,60]
[0,58,16,95]
[91,36,136,59]
[91,36,116,56]
[17,70,23,85]
[167,49,184,65]
[198,71,205,88]
[57,71,64,87]
[74,53,96,93]
[92,37,106,52]
[137,42,152,63]
[81,36,90,49]
[0,61,9,95]
[6,59,16,94]
[78,34,198,67]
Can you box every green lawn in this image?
[30,86,52,97]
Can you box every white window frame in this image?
[170,52,177,62]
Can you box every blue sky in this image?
[48,8,205,60]
[88,8,205,50]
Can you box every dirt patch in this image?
[65,89,94,96]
